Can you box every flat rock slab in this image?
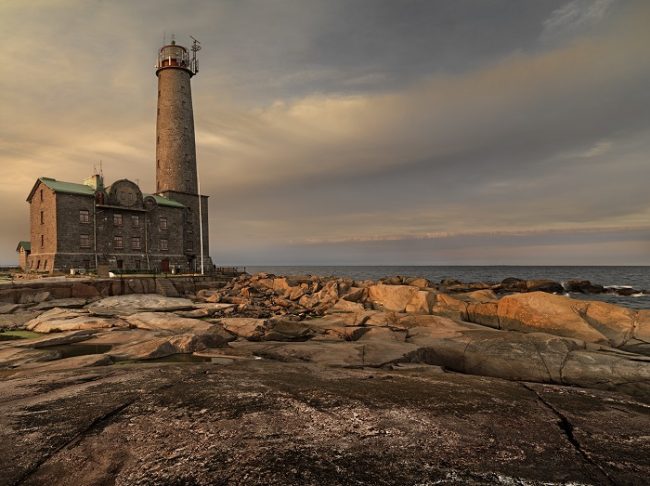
[32,298,88,311]
[87,294,196,316]
[0,362,648,485]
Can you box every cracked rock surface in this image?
[1,361,649,486]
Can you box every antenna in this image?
[190,36,201,74]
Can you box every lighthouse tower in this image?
[155,37,211,272]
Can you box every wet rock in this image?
[524,279,564,293]
[564,279,605,294]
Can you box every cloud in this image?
[541,0,617,42]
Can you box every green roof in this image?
[38,177,95,197]
[16,241,31,252]
[148,194,185,208]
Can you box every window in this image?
[186,241,193,251]
[131,237,141,250]
[159,217,168,230]
[40,189,43,202]
[80,234,90,248]
[160,239,168,251]
[114,235,123,249]
[113,213,123,226]
[132,215,140,227]
[80,210,90,224]
[40,235,44,247]
[40,211,44,224]
[44,260,48,270]
[36,260,41,270]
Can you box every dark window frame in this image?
[80,234,90,249]
[80,209,90,224]
[114,235,124,249]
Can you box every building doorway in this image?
[116,259,123,270]
[161,258,170,273]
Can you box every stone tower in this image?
[155,38,212,271]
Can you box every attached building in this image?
[25,175,198,273]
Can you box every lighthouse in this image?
[155,37,211,272]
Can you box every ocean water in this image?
[245,266,650,310]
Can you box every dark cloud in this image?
[0,0,648,265]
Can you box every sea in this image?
[245,266,650,310]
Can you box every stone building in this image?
[21,38,213,274]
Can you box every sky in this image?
[1,0,649,266]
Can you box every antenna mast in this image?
[190,35,201,75]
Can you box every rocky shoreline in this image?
[1,272,649,485]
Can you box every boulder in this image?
[217,318,268,341]
[466,302,499,329]
[430,294,469,321]
[368,284,419,312]
[340,287,367,303]
[329,299,365,313]
[564,279,605,294]
[286,285,308,301]
[404,277,430,288]
[495,293,627,345]
[263,319,315,342]
[524,279,564,293]
[88,294,195,316]
[404,291,437,314]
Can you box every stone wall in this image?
[156,67,197,195]
[159,191,211,269]
[28,181,58,272]
[0,275,231,304]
